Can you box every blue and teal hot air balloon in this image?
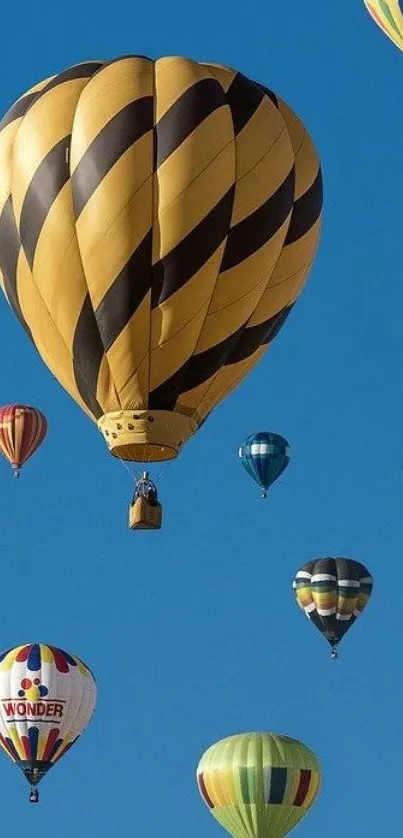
[239,432,291,498]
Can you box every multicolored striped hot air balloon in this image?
[0,643,96,802]
[239,431,290,498]
[197,732,321,838]
[363,1,403,51]
[0,55,322,477]
[0,404,47,477]
[293,557,374,659]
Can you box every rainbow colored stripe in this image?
[198,766,320,811]
[0,727,78,767]
[0,644,92,677]
[364,1,403,50]
[294,576,371,618]
[293,558,373,647]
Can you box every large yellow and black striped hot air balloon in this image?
[197,732,321,838]
[0,55,323,508]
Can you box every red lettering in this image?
[1,698,64,719]
[26,703,36,716]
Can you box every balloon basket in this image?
[128,496,162,530]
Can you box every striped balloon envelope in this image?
[0,55,322,468]
[363,1,403,51]
[293,557,374,659]
[0,643,96,801]
[0,404,47,477]
[239,431,290,498]
[197,732,321,838]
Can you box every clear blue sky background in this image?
[0,0,400,834]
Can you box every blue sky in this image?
[0,0,401,834]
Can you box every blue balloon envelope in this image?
[239,432,291,498]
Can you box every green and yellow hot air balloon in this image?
[363,1,403,51]
[197,732,321,838]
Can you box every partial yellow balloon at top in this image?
[363,0,403,51]
[0,55,322,464]
[197,732,321,838]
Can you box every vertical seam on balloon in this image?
[0,66,109,417]
[21,168,104,419]
[55,660,73,762]
[146,66,235,406]
[69,61,156,417]
[183,87,293,419]
[23,65,112,418]
[2,83,105,421]
[148,59,157,408]
[149,136,235,242]
[171,65,236,419]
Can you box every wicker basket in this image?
[128,496,162,530]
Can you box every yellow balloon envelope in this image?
[197,732,321,838]
[0,56,322,463]
[363,1,403,51]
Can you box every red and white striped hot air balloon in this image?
[0,404,47,477]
